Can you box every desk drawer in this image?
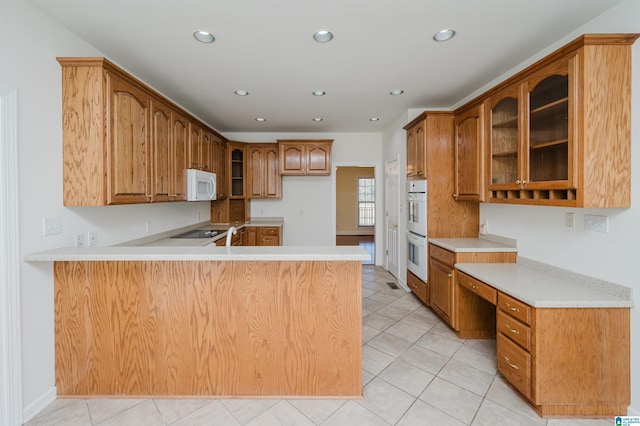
[497,333,531,399]
[498,292,531,325]
[430,245,455,267]
[497,310,531,351]
[456,271,497,305]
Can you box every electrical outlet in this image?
[43,217,62,236]
[74,233,85,247]
[565,212,575,228]
[584,214,608,233]
[87,231,97,247]
[479,220,488,235]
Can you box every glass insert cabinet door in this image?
[528,73,569,184]
[489,85,520,188]
[488,60,572,190]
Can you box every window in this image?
[358,177,375,227]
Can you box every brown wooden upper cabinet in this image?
[488,61,572,195]
[470,34,638,208]
[212,135,227,199]
[189,123,214,172]
[278,140,333,175]
[454,103,485,201]
[107,73,151,205]
[150,100,189,202]
[228,142,246,198]
[57,57,227,206]
[404,117,426,179]
[248,144,281,199]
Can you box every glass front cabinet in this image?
[488,57,576,203]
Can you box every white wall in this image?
[456,0,640,415]
[1,0,212,417]
[224,132,383,252]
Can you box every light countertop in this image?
[428,237,517,253]
[24,245,370,262]
[456,260,633,308]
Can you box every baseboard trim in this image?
[23,387,56,423]
[397,278,410,292]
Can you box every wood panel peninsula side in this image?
[28,246,367,398]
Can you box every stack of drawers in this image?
[496,292,533,400]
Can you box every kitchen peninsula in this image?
[25,234,368,398]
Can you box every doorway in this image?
[385,159,399,278]
[335,165,376,265]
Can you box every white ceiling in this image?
[28,0,621,133]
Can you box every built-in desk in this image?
[455,260,632,418]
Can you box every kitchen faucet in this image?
[225,226,237,247]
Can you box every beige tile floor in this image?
[27,266,616,426]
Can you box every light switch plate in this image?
[43,217,61,236]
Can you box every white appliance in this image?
[407,180,427,237]
[407,180,427,281]
[186,169,217,201]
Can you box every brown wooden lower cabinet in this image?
[454,271,630,417]
[406,270,427,304]
[54,260,362,397]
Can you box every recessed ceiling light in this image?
[390,90,404,96]
[312,90,326,96]
[193,30,215,43]
[255,117,266,122]
[312,118,323,122]
[369,117,380,122]
[234,90,249,96]
[433,28,456,42]
[313,30,333,43]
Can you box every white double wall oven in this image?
[406,180,427,282]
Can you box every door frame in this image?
[0,89,23,426]
[332,162,383,265]
[385,157,399,278]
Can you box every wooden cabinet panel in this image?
[456,270,496,304]
[429,245,455,266]
[454,103,484,201]
[497,309,531,351]
[228,142,246,198]
[170,112,189,200]
[201,131,213,172]
[107,73,150,204]
[497,292,531,325]
[212,136,227,199]
[407,270,427,304]
[150,101,171,202]
[248,144,281,199]
[429,259,454,326]
[278,140,333,175]
[497,333,532,399]
[404,119,426,179]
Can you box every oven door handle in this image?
[406,232,425,246]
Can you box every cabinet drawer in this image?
[498,292,531,325]
[497,310,531,351]
[260,227,279,236]
[407,270,427,304]
[456,271,497,305]
[430,245,455,267]
[497,333,531,399]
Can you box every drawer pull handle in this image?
[447,273,452,278]
[471,284,478,290]
[504,357,519,370]
[506,325,520,335]
[505,303,519,312]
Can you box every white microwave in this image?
[186,169,216,201]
